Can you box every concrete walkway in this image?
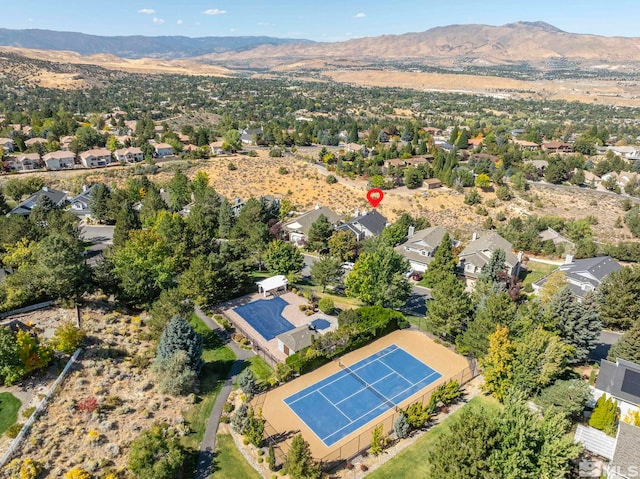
[193,306,255,479]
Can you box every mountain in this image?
[197,21,640,70]
[0,28,313,59]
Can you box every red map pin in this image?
[366,188,384,208]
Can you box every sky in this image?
[3,0,640,42]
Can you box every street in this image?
[80,225,114,265]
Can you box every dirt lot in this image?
[1,301,193,477]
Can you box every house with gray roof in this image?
[595,358,640,419]
[395,225,449,273]
[69,184,100,220]
[8,187,68,216]
[283,206,341,245]
[608,422,640,479]
[337,209,387,241]
[277,325,317,357]
[458,232,521,283]
[533,255,621,300]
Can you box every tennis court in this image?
[284,344,441,446]
[232,296,295,340]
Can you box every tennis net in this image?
[338,361,396,410]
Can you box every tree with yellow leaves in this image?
[480,325,514,402]
[539,270,568,304]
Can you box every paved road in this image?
[193,306,255,479]
[590,330,623,363]
[80,225,114,265]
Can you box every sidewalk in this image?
[193,306,255,479]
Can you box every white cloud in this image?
[203,8,227,15]
[153,17,165,24]
[229,28,237,32]
[257,22,275,27]
[353,12,366,18]
[177,19,183,25]
[138,8,155,14]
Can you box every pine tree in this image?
[478,249,507,285]
[422,233,456,287]
[307,214,334,253]
[156,316,203,374]
[480,325,514,402]
[113,201,141,249]
[426,272,471,338]
[284,435,322,479]
[238,368,257,395]
[0,189,8,215]
[88,183,111,223]
[393,413,410,439]
[217,197,234,238]
[608,323,640,363]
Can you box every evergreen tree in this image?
[534,379,591,420]
[348,122,359,143]
[478,249,507,285]
[238,368,257,395]
[307,214,334,253]
[112,201,141,249]
[0,189,8,215]
[139,185,168,224]
[589,393,619,436]
[166,170,190,211]
[88,183,111,223]
[608,323,640,363]
[217,197,234,238]
[460,291,517,357]
[546,288,601,363]
[284,435,322,479]
[155,316,203,374]
[393,413,410,439]
[421,233,456,287]
[426,272,471,338]
[148,288,193,339]
[596,266,640,330]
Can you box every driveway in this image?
[590,330,623,363]
[80,225,114,265]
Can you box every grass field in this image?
[367,395,501,479]
[184,315,236,450]
[209,434,261,479]
[245,355,273,386]
[0,392,21,435]
[521,260,559,291]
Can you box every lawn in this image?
[521,260,558,291]
[209,434,261,479]
[246,355,273,385]
[0,392,21,435]
[367,395,501,479]
[184,315,236,450]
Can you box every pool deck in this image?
[218,292,338,363]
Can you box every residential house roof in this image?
[534,256,621,299]
[43,150,75,160]
[114,147,142,156]
[153,143,173,151]
[538,228,575,246]
[459,232,519,271]
[80,148,111,158]
[472,153,499,163]
[277,325,317,353]
[69,184,99,215]
[284,206,341,236]
[24,137,46,147]
[16,153,41,163]
[338,209,387,239]
[395,226,447,267]
[542,141,573,152]
[609,422,640,479]
[8,187,68,215]
[596,358,640,406]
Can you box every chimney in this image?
[82,185,88,192]
[354,207,360,217]
[315,204,321,210]
[408,226,416,237]
[42,186,48,192]
[517,251,523,262]
[361,208,367,216]
[565,254,574,265]
[472,232,478,241]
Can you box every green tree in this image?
[596,266,640,329]
[238,368,257,395]
[534,379,591,420]
[75,125,102,151]
[328,229,357,262]
[475,173,491,189]
[307,215,334,253]
[480,325,514,402]
[156,315,203,374]
[112,201,141,250]
[0,327,25,385]
[310,256,342,292]
[0,189,8,215]
[426,272,471,338]
[546,288,601,363]
[608,323,640,363]
[404,167,423,189]
[264,240,304,276]
[166,170,190,211]
[478,248,507,285]
[128,422,187,479]
[148,288,193,339]
[393,413,410,439]
[589,393,619,436]
[151,350,197,396]
[370,424,386,456]
[345,244,410,307]
[421,233,456,287]
[191,170,210,202]
[284,434,322,479]
[222,129,242,152]
[459,291,516,357]
[428,406,498,479]
[88,183,112,223]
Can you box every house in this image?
[153,143,174,158]
[231,198,245,217]
[114,147,144,163]
[424,178,442,189]
[337,209,387,241]
[434,140,455,151]
[467,138,484,149]
[395,225,449,273]
[0,138,15,153]
[182,144,199,154]
[59,136,74,151]
[602,171,639,189]
[209,140,225,155]
[471,153,500,164]
[595,358,640,420]
[24,137,46,148]
[283,206,341,245]
[69,184,99,219]
[80,148,112,168]
[277,326,317,357]
[2,156,18,171]
[542,141,574,153]
[607,422,640,479]
[15,153,42,171]
[43,151,75,170]
[533,255,621,300]
[538,228,575,248]
[405,156,431,167]
[345,143,369,156]
[240,127,263,145]
[8,187,68,216]
[513,139,540,151]
[608,146,640,159]
[458,232,521,283]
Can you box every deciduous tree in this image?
[128,422,187,479]
[310,256,342,292]
[481,325,514,402]
[264,240,304,276]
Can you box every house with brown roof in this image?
[209,140,225,155]
[153,143,174,158]
[80,148,112,168]
[513,139,540,151]
[15,153,42,170]
[467,138,484,148]
[59,136,74,151]
[114,147,144,163]
[43,151,75,170]
[542,141,574,153]
[24,137,46,148]
[0,138,15,153]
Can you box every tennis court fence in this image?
[316,364,477,471]
[223,313,280,368]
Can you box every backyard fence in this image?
[0,348,82,467]
[223,313,280,368]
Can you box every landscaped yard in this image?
[184,315,236,450]
[521,260,559,291]
[245,355,273,386]
[367,395,501,478]
[0,392,21,436]
[209,434,261,479]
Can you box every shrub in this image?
[318,298,335,314]
[4,458,42,479]
[298,304,307,311]
[268,443,277,471]
[393,413,410,439]
[51,322,86,354]
[325,175,338,184]
[270,148,284,158]
[77,397,98,413]
[22,406,36,419]
[496,185,513,201]
[64,468,92,479]
[151,350,197,396]
[238,368,257,395]
[277,166,289,174]
[589,393,619,436]
[223,402,235,414]
[128,422,187,479]
[227,162,237,171]
[475,205,488,216]
[5,423,22,438]
[464,188,482,205]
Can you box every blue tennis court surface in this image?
[233,297,294,340]
[284,344,441,446]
